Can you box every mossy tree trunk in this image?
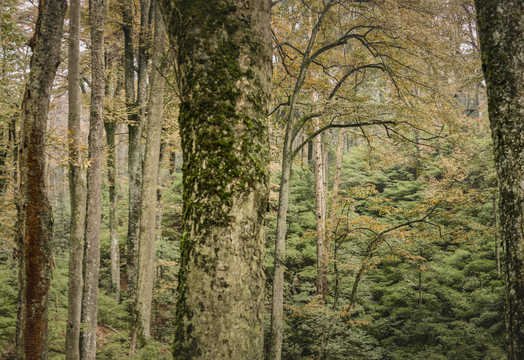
[160,0,272,358]
[80,0,107,358]
[135,3,167,348]
[66,0,86,357]
[15,0,66,358]
[476,1,524,358]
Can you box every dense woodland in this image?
[0,0,523,359]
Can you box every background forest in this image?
[0,0,506,359]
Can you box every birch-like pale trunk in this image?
[313,119,327,302]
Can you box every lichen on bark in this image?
[476,1,524,358]
[159,0,272,358]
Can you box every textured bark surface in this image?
[160,0,272,358]
[268,129,292,360]
[15,0,66,358]
[80,0,106,358]
[122,0,139,306]
[476,1,524,358]
[313,121,327,301]
[136,5,167,347]
[104,120,119,301]
[66,0,86,357]
[327,129,345,249]
[126,2,151,319]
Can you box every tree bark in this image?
[135,4,167,348]
[66,0,86,357]
[313,120,327,302]
[327,129,345,247]
[15,0,67,358]
[104,120,119,301]
[476,1,524,358]
[122,0,139,306]
[80,0,107,358]
[160,0,272,358]
[268,128,293,360]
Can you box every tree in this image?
[475,1,524,358]
[135,2,168,348]
[80,0,107,357]
[159,0,272,358]
[124,0,151,316]
[15,0,67,358]
[65,0,87,357]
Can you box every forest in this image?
[1,0,524,359]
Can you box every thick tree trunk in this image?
[66,0,86,357]
[314,121,327,301]
[15,0,66,358]
[476,1,524,358]
[80,0,107,358]
[135,5,167,348]
[160,1,272,358]
[104,120,119,301]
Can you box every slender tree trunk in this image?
[129,0,152,348]
[122,0,139,306]
[105,120,119,301]
[15,0,66,358]
[314,121,327,302]
[66,0,86,357]
[135,4,167,348]
[80,0,107,358]
[269,128,293,360]
[476,2,524,358]
[156,142,165,244]
[160,1,272,358]
[327,129,345,243]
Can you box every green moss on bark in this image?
[164,0,272,358]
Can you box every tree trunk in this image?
[122,0,139,306]
[104,120,119,301]
[268,127,293,360]
[66,0,86,357]
[160,1,272,358]
[80,0,107,358]
[156,142,165,244]
[15,0,66,358]
[314,121,327,302]
[476,1,524,358]
[327,129,344,254]
[135,4,167,348]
